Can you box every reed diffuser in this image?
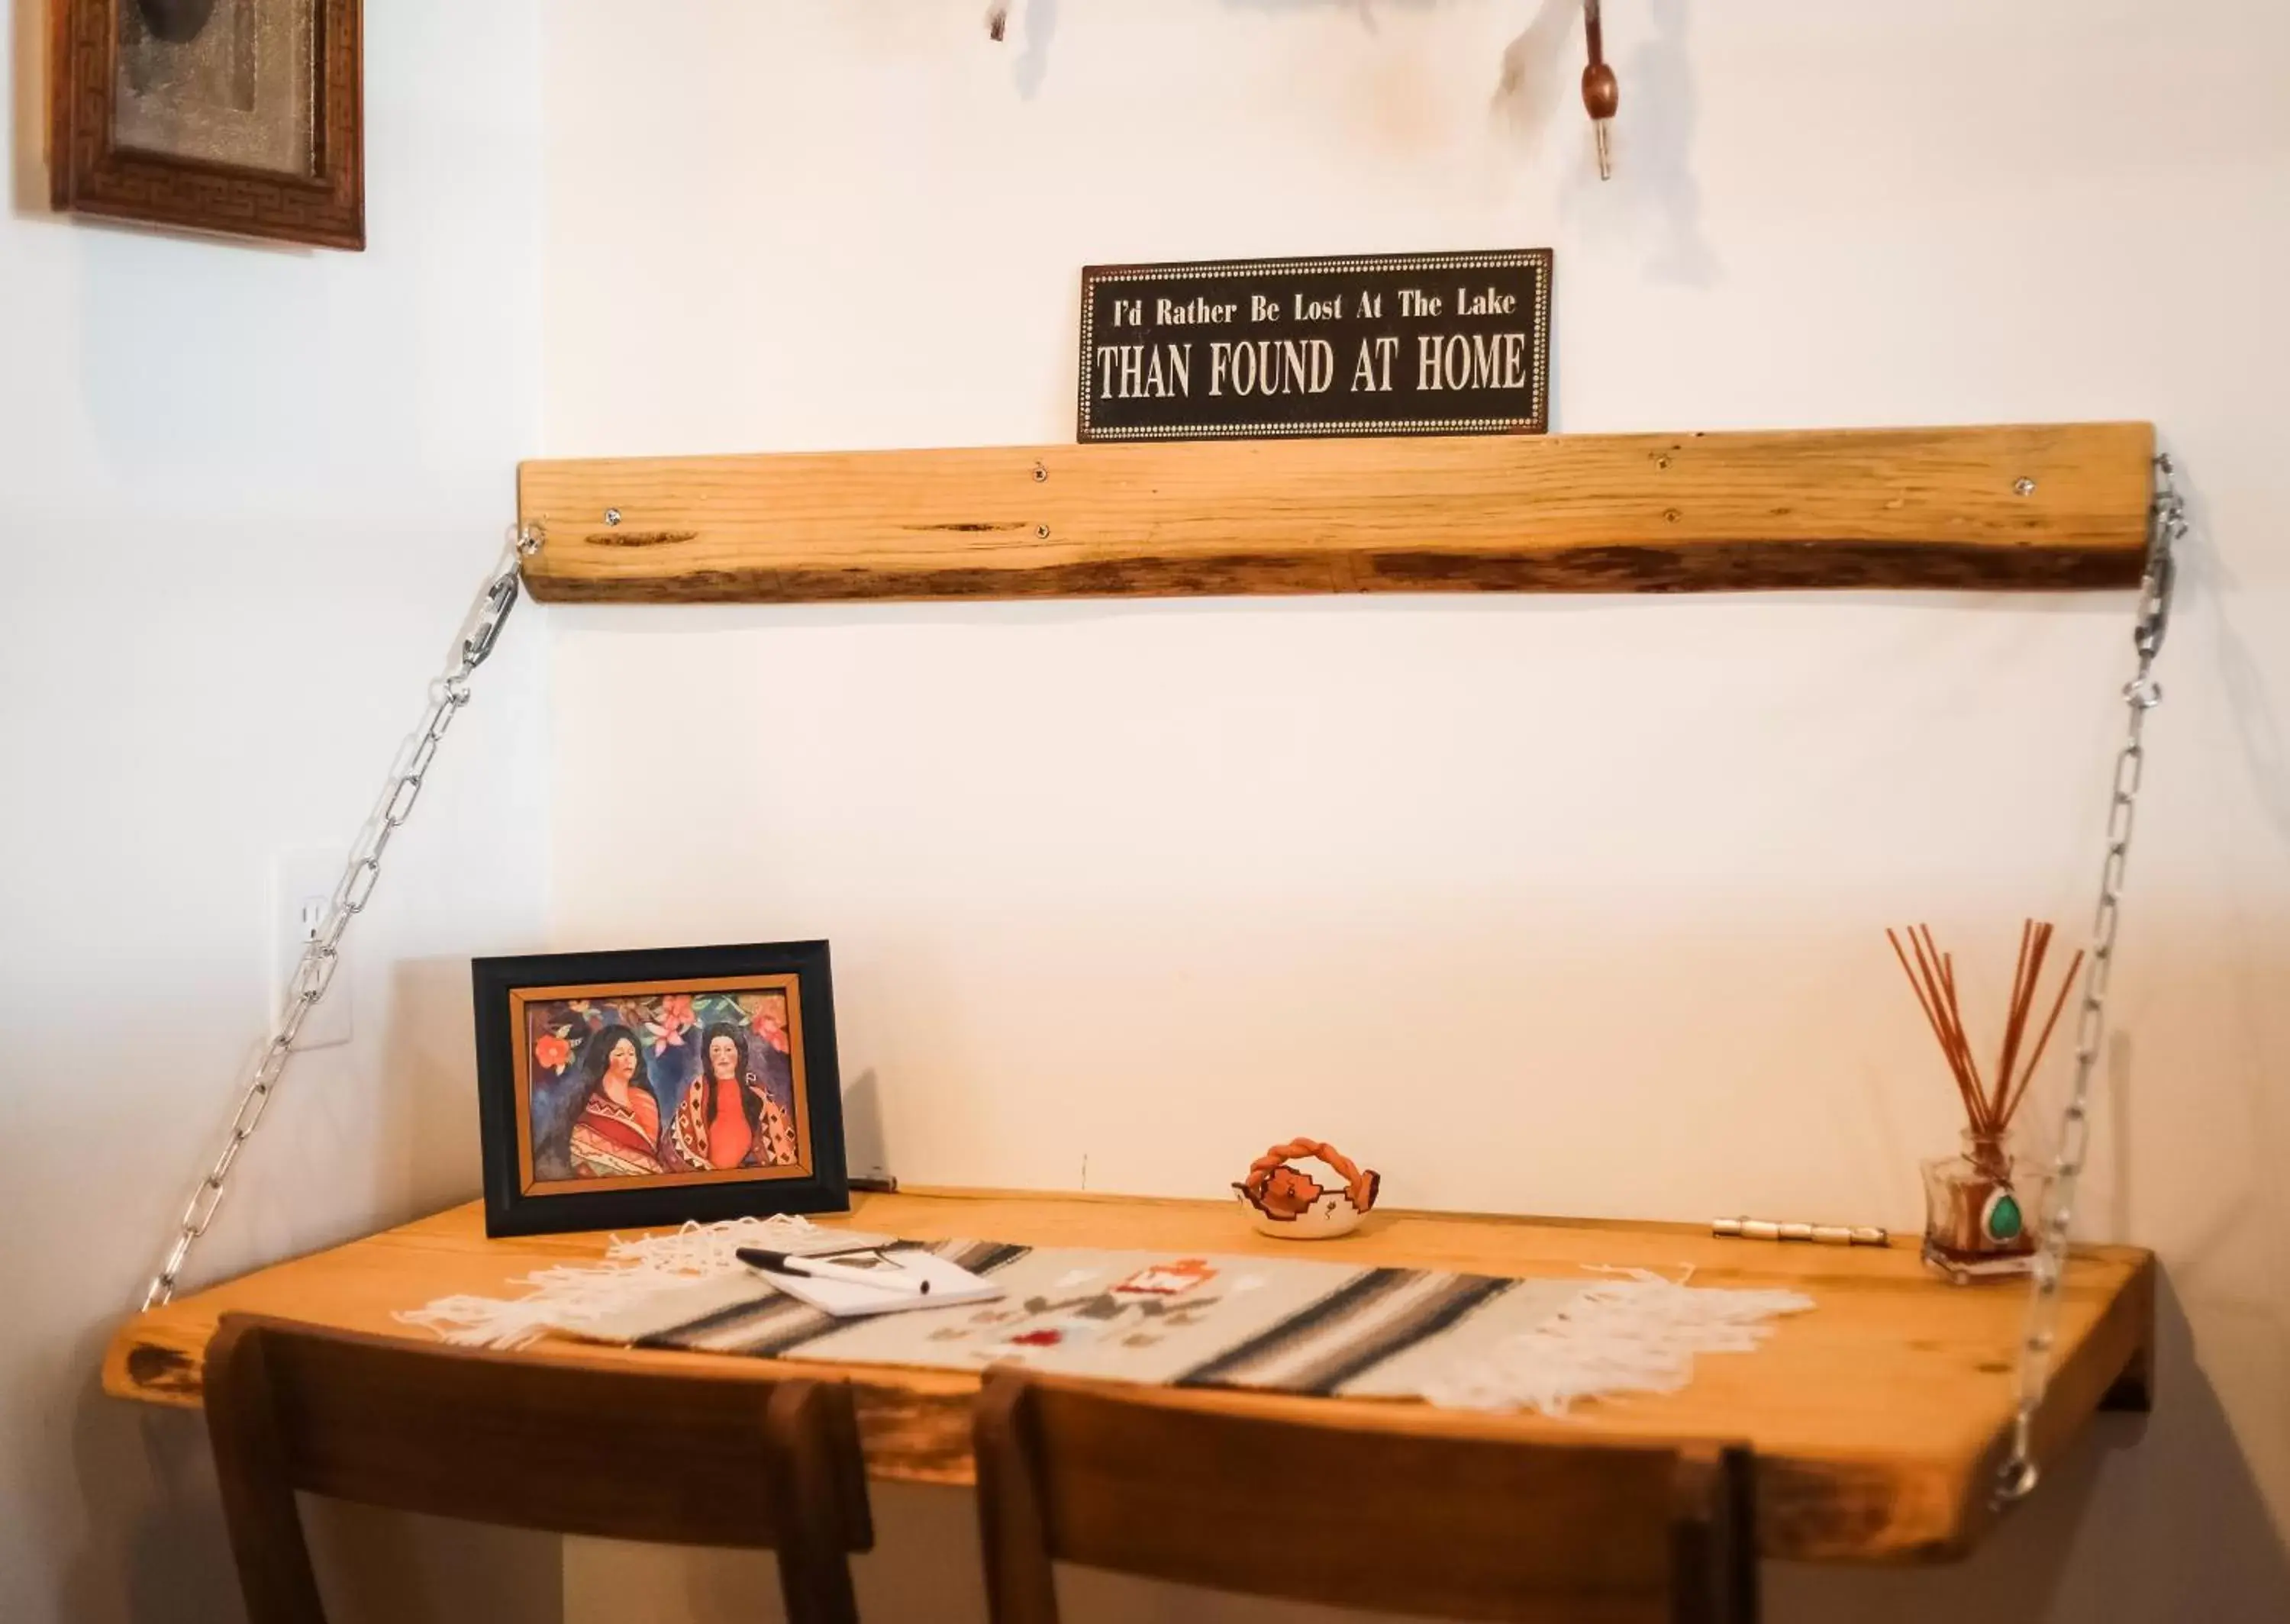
[1888,920,2083,1283]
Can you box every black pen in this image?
[736,1246,931,1295]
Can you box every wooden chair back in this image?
[973,1368,1756,1624]
[202,1314,873,1624]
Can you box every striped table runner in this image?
[582,1238,1636,1400]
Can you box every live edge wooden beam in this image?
[514,422,2155,604]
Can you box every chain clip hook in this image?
[1993,450,2182,1507]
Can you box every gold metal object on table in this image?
[1714,1217,1891,1247]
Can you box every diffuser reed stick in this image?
[1892,919,2083,1281]
[1885,919,2082,1142]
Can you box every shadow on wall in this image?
[1011,0,1056,98]
[379,955,509,1222]
[843,1066,895,1186]
[1491,0,1576,153]
[61,1370,562,1624]
[41,1071,536,1621]
[986,0,1721,288]
[2191,472,2290,854]
[1242,0,1720,287]
[1770,1271,2290,1624]
[1216,0,1443,25]
[62,1361,244,1624]
[37,947,538,1624]
[1555,0,1716,285]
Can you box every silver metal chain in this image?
[1995,456,2182,1504]
[141,463,2182,1506]
[141,525,545,1310]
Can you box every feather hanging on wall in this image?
[1492,0,1626,180]
[1581,0,1619,178]
[983,0,1619,179]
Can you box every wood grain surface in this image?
[105,1188,2153,1565]
[204,1317,869,1623]
[514,424,2154,603]
[973,1367,1755,1623]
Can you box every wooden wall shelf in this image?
[107,1189,2155,1564]
[515,423,2154,604]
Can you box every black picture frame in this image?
[473,941,848,1238]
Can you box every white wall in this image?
[540,2,2290,1621]
[8,4,2282,1622]
[2,3,556,1621]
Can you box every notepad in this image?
[769,1228,901,1258]
[565,1248,1006,1346]
[763,1249,1005,1319]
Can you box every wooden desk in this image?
[105,1188,2152,1566]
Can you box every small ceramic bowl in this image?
[1234,1139,1380,1239]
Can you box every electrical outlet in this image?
[272,848,352,1049]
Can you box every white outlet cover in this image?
[271,847,352,1049]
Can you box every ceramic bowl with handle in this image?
[1234,1138,1380,1239]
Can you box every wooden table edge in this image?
[99,1191,2156,1566]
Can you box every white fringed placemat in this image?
[398,1218,1812,1416]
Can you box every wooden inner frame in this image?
[514,422,2155,604]
[513,972,814,1196]
[49,0,365,250]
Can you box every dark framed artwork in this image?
[473,942,850,1238]
[49,0,364,250]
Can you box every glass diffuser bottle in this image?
[1888,920,2082,1287]
[1920,1129,2053,1283]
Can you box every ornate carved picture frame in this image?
[49,0,363,250]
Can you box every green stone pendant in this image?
[1983,1187,2024,1243]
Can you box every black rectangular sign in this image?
[1077,249,1551,443]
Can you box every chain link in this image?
[1995,456,2182,1504]
[141,526,544,1310]
[143,467,2186,1485]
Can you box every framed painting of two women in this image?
[473,942,848,1237]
